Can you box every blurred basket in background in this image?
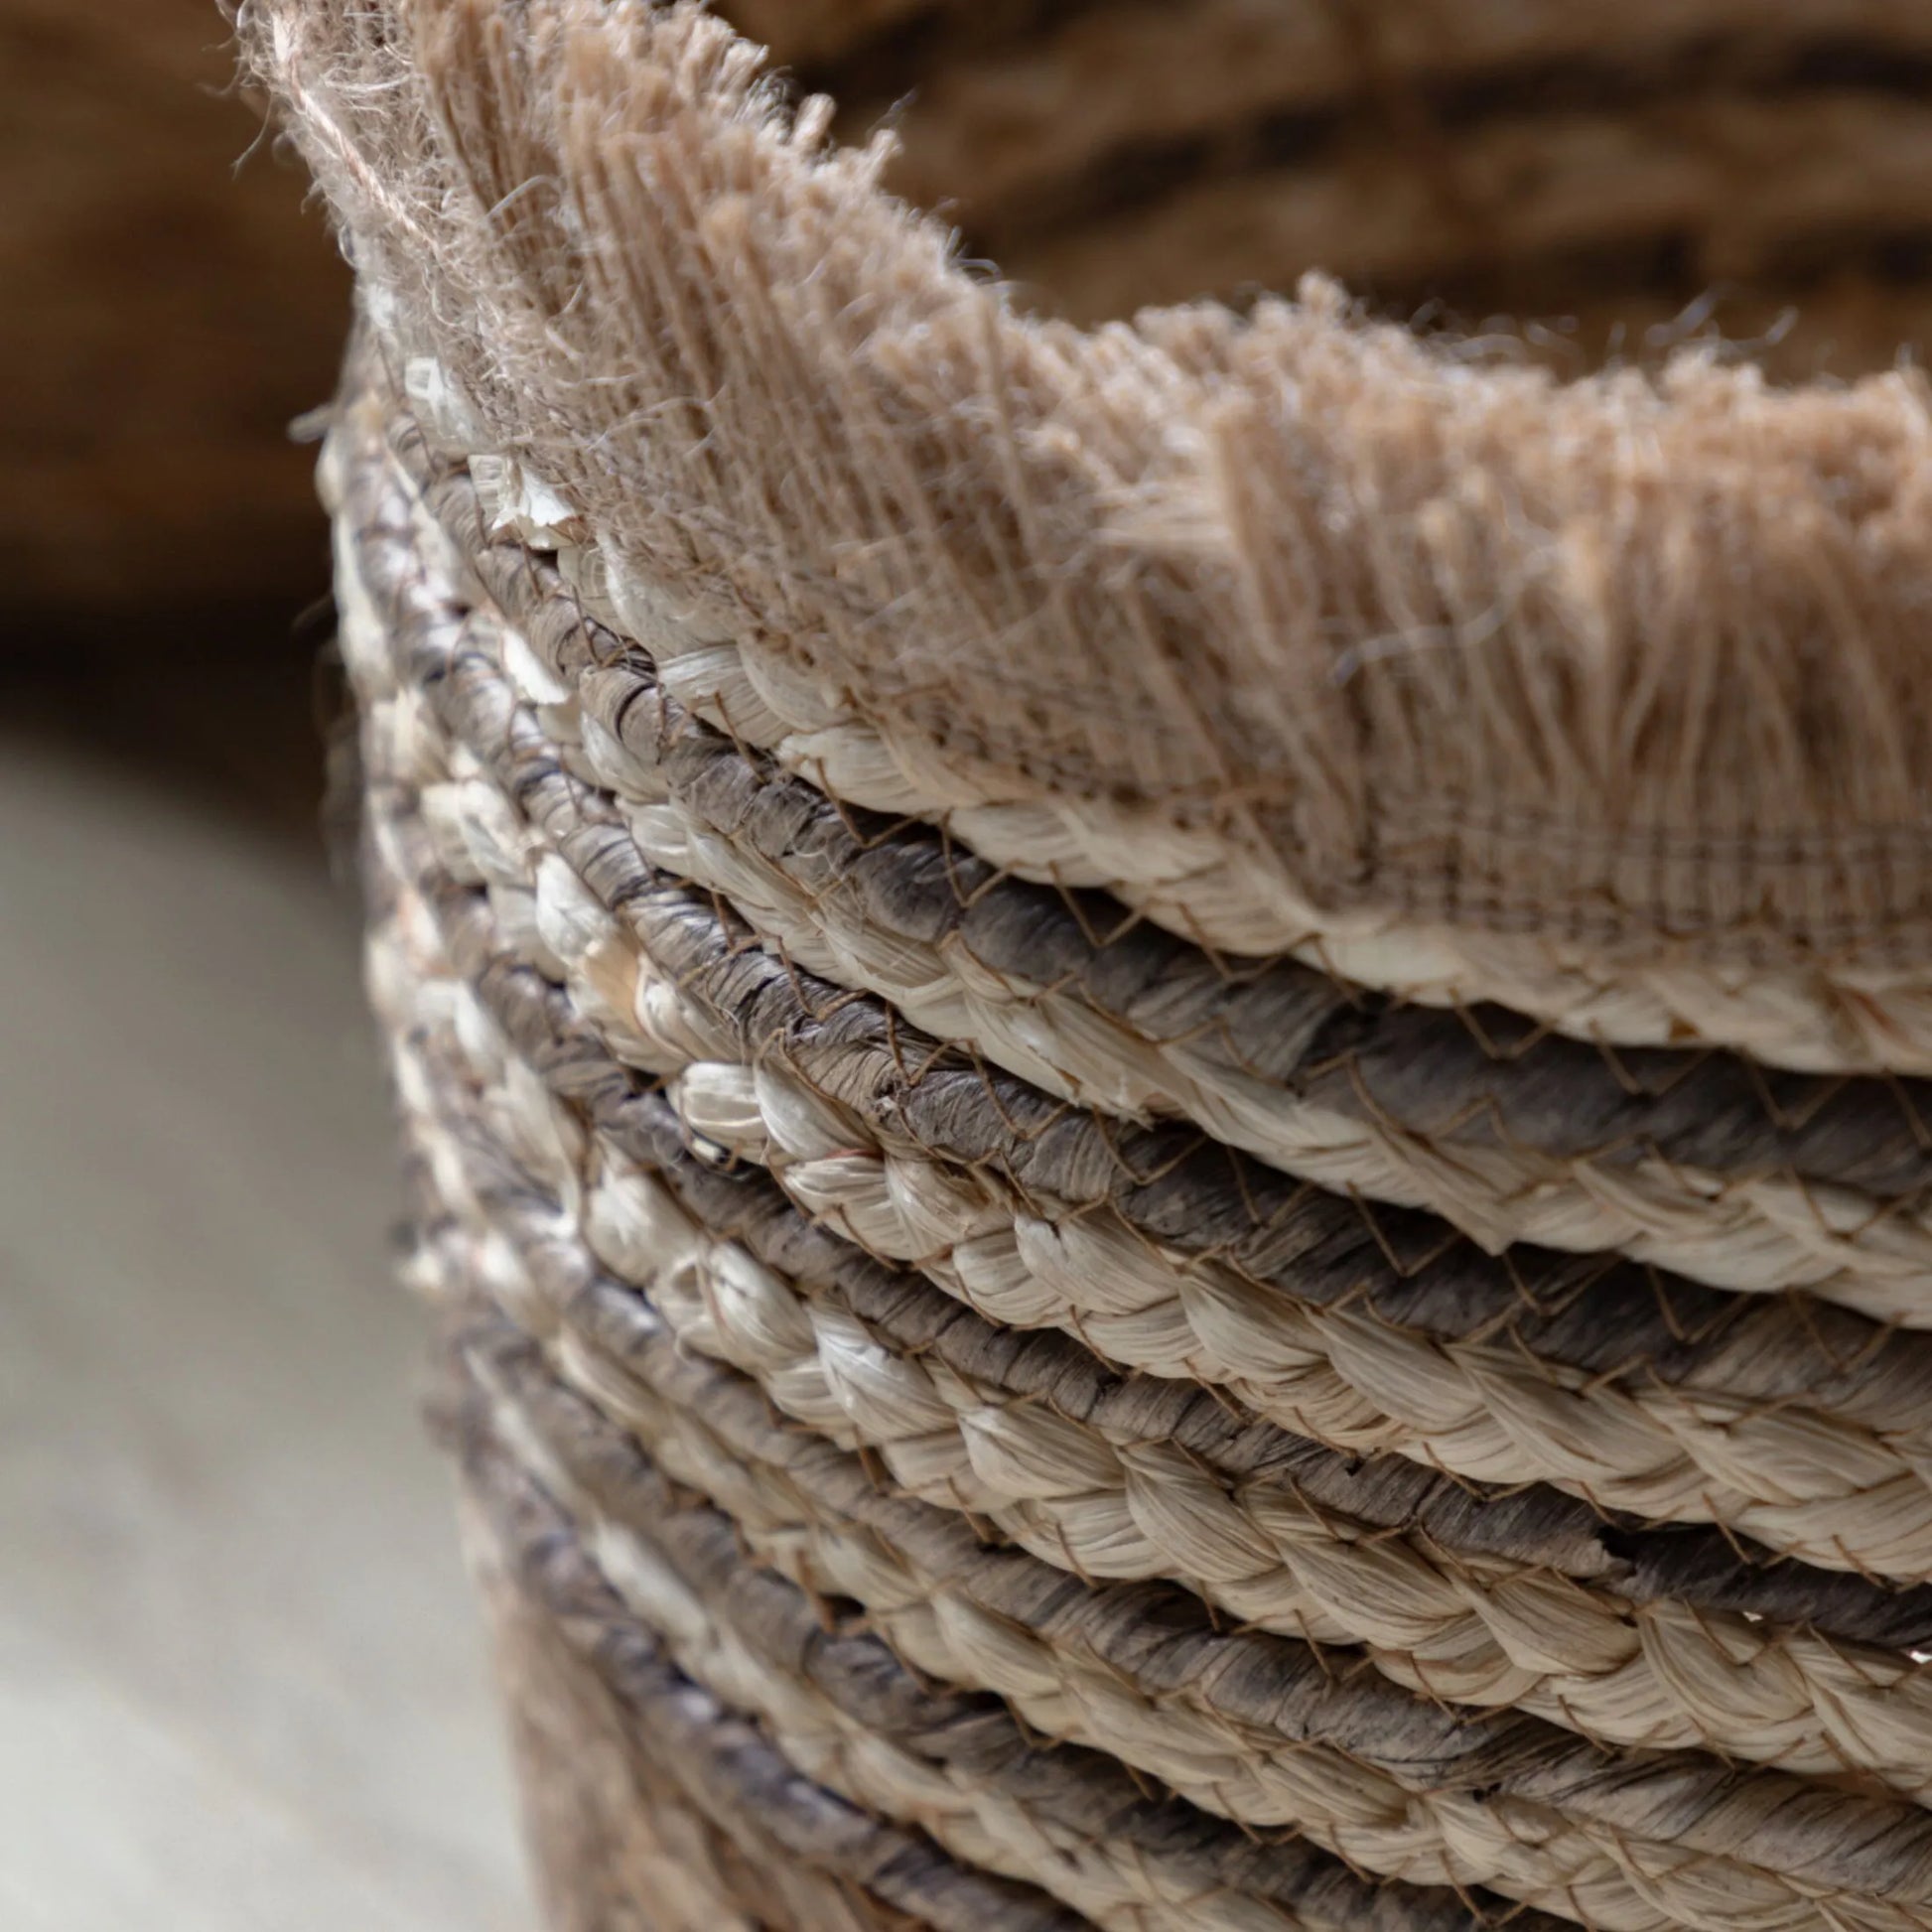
[250,4,1932,1928]
[2,0,347,621]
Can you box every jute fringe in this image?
[244,0,1932,1002]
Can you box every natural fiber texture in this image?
[325,337,1932,1927]
[454,1403,1066,1932]
[382,927,1932,1932]
[244,0,1932,1025]
[452,1314,1550,1932]
[473,1499,820,1932]
[393,416,1932,1280]
[335,398,1932,1579]
[346,486,1932,1923]
[251,5,1932,1925]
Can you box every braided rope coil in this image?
[379,924,1932,1932]
[362,603,1932,1916]
[387,902,1932,1801]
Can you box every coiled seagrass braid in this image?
[450,1311,1553,1932]
[369,856,1932,1932]
[371,796,1932,1788]
[378,875,1932,1808]
[357,595,1932,1912]
[392,827,1932,1641]
[472,1506,865,1932]
[332,392,1932,1583]
[476,1572,794,1932]
[446,1365,1074,1932]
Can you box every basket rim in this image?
[250,0,1932,971]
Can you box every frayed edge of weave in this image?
[239,0,1932,965]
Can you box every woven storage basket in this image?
[248,4,1932,1927]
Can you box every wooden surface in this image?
[0,736,529,1930]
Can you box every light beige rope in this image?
[362,804,1932,1932]
[381,1012,1932,1932]
[469,1347,1335,1932]
[391,898,1932,1798]
[377,889,1932,1798]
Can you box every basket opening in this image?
[730,0,1932,378]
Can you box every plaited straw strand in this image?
[376,954,1932,1932]
[473,1520,804,1932]
[456,1314,1534,1932]
[506,922,1932,1645]
[362,775,1932,1930]
[242,0,1932,1067]
[449,1385,1080,1932]
[402,842,1932,1643]
[369,868,1932,1803]
[382,405,1932,1306]
[376,791,1932,1652]
[372,889,1932,1824]
[333,414,1932,1581]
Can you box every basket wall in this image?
[258,5,1932,1928]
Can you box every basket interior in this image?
[730,0,1932,376]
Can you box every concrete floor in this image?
[0,738,529,1929]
